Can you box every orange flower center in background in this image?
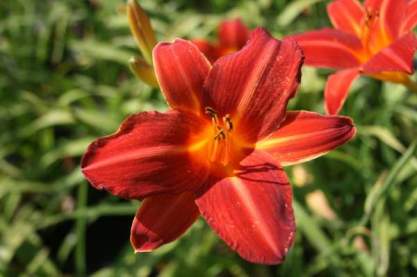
[356,9,392,63]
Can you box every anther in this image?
[205,106,217,118]
[223,114,233,131]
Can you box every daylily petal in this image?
[325,68,359,115]
[218,19,250,51]
[204,28,303,143]
[256,111,356,166]
[402,0,417,34]
[290,28,362,69]
[153,39,211,114]
[364,0,382,9]
[131,192,199,252]
[362,33,417,74]
[196,150,295,264]
[365,0,407,40]
[192,39,219,63]
[82,111,209,200]
[327,0,364,37]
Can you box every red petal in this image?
[191,39,219,63]
[218,19,250,50]
[196,151,295,264]
[256,111,356,166]
[153,39,211,114]
[82,111,209,199]
[325,68,359,115]
[402,0,417,34]
[365,0,407,39]
[363,33,417,74]
[131,192,199,252]
[204,28,303,143]
[327,0,364,36]
[290,28,362,69]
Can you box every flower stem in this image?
[403,77,417,94]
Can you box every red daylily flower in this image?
[290,0,417,115]
[192,18,250,62]
[81,29,356,264]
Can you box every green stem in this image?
[75,182,88,277]
[359,140,417,227]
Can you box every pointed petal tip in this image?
[257,111,356,166]
[130,193,199,255]
[324,68,359,115]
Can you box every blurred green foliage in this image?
[1,0,417,276]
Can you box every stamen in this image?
[214,129,226,140]
[364,9,379,27]
[223,114,233,131]
[205,106,218,119]
[204,107,234,166]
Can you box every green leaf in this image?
[277,0,324,27]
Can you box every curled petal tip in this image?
[153,39,211,113]
[130,193,199,253]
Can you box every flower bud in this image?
[129,56,158,87]
[127,0,157,64]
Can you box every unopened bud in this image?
[129,56,158,87]
[127,0,157,64]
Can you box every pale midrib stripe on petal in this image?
[235,39,279,117]
[153,194,194,230]
[230,177,280,255]
[85,145,185,171]
[255,127,347,150]
[379,47,411,72]
[300,40,359,58]
[171,46,201,111]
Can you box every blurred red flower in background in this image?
[192,19,250,62]
[290,0,417,114]
[81,29,355,264]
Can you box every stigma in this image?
[205,107,234,166]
